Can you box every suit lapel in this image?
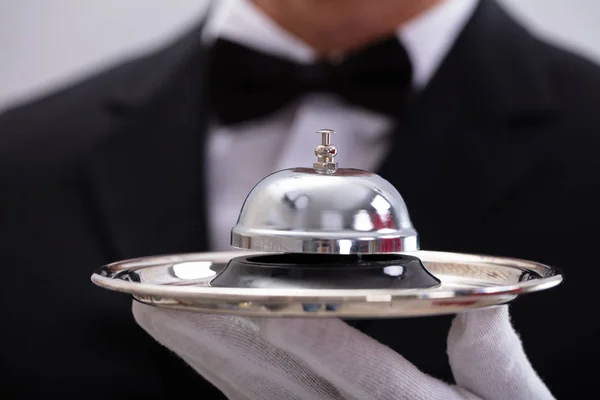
[377,0,558,252]
[85,24,212,260]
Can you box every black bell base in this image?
[209,253,441,290]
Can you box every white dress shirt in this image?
[202,0,479,251]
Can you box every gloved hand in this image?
[132,302,554,400]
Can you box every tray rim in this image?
[91,250,563,302]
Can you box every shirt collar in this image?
[203,0,479,89]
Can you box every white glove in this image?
[132,302,554,400]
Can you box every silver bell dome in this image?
[230,129,419,254]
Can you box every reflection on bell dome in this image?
[230,129,419,254]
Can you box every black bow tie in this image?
[207,37,413,126]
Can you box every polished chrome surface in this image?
[230,128,419,254]
[231,169,419,253]
[91,250,563,318]
[313,128,338,174]
[230,172,419,254]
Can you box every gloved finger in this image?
[447,305,555,400]
[259,317,470,400]
[133,301,254,399]
[132,301,344,400]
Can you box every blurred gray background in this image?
[1,0,599,112]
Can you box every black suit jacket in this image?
[1,1,599,398]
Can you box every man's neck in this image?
[252,0,442,57]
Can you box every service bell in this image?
[210,129,440,290]
[230,128,419,254]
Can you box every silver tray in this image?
[91,250,562,318]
